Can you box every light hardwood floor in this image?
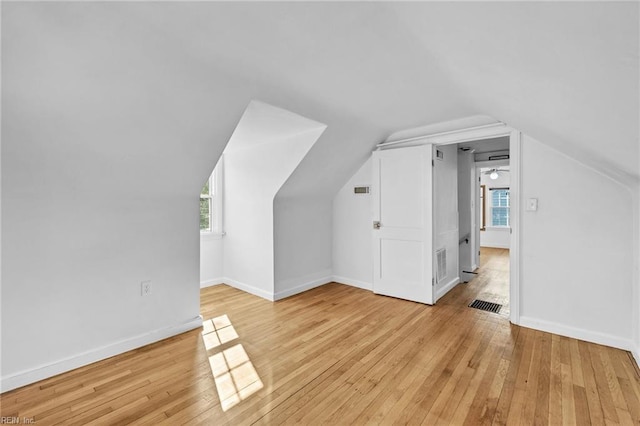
[462,247,510,315]
[2,249,640,424]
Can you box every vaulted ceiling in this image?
[3,2,638,200]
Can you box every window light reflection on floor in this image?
[202,315,264,411]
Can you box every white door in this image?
[372,145,434,305]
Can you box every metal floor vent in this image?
[469,299,502,314]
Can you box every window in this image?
[200,156,224,235]
[200,176,213,232]
[491,189,510,227]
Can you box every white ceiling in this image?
[3,2,638,200]
[460,137,510,155]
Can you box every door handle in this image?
[373,221,381,229]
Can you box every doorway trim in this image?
[379,122,521,325]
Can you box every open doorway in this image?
[475,162,510,314]
[372,120,520,322]
[434,135,512,317]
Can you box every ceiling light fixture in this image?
[490,170,499,180]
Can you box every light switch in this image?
[526,198,538,211]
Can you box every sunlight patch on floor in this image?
[202,315,263,411]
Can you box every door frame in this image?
[474,158,510,268]
[377,123,521,325]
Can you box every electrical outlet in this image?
[141,280,152,296]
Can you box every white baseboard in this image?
[200,278,225,289]
[633,346,640,369]
[436,277,460,301]
[0,316,203,393]
[223,277,275,301]
[519,316,635,352]
[274,269,333,301]
[480,243,510,249]
[332,276,372,291]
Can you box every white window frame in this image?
[200,176,213,233]
[490,188,510,228]
[201,155,224,239]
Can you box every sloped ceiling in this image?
[223,100,326,155]
[393,2,639,186]
[3,2,638,200]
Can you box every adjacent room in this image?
[2,2,639,424]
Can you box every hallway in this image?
[474,247,509,315]
[441,247,510,316]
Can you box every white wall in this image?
[2,192,203,391]
[635,187,640,362]
[200,235,224,288]
[519,135,633,348]
[636,186,640,362]
[480,228,510,250]
[223,142,278,299]
[2,5,240,390]
[480,166,511,249]
[331,159,373,289]
[434,144,460,299]
[274,196,333,299]
[457,150,474,275]
[223,131,323,299]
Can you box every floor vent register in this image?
[468,299,502,314]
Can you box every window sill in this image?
[485,226,510,231]
[200,232,225,241]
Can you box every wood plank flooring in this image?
[463,247,510,315]
[2,249,639,424]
